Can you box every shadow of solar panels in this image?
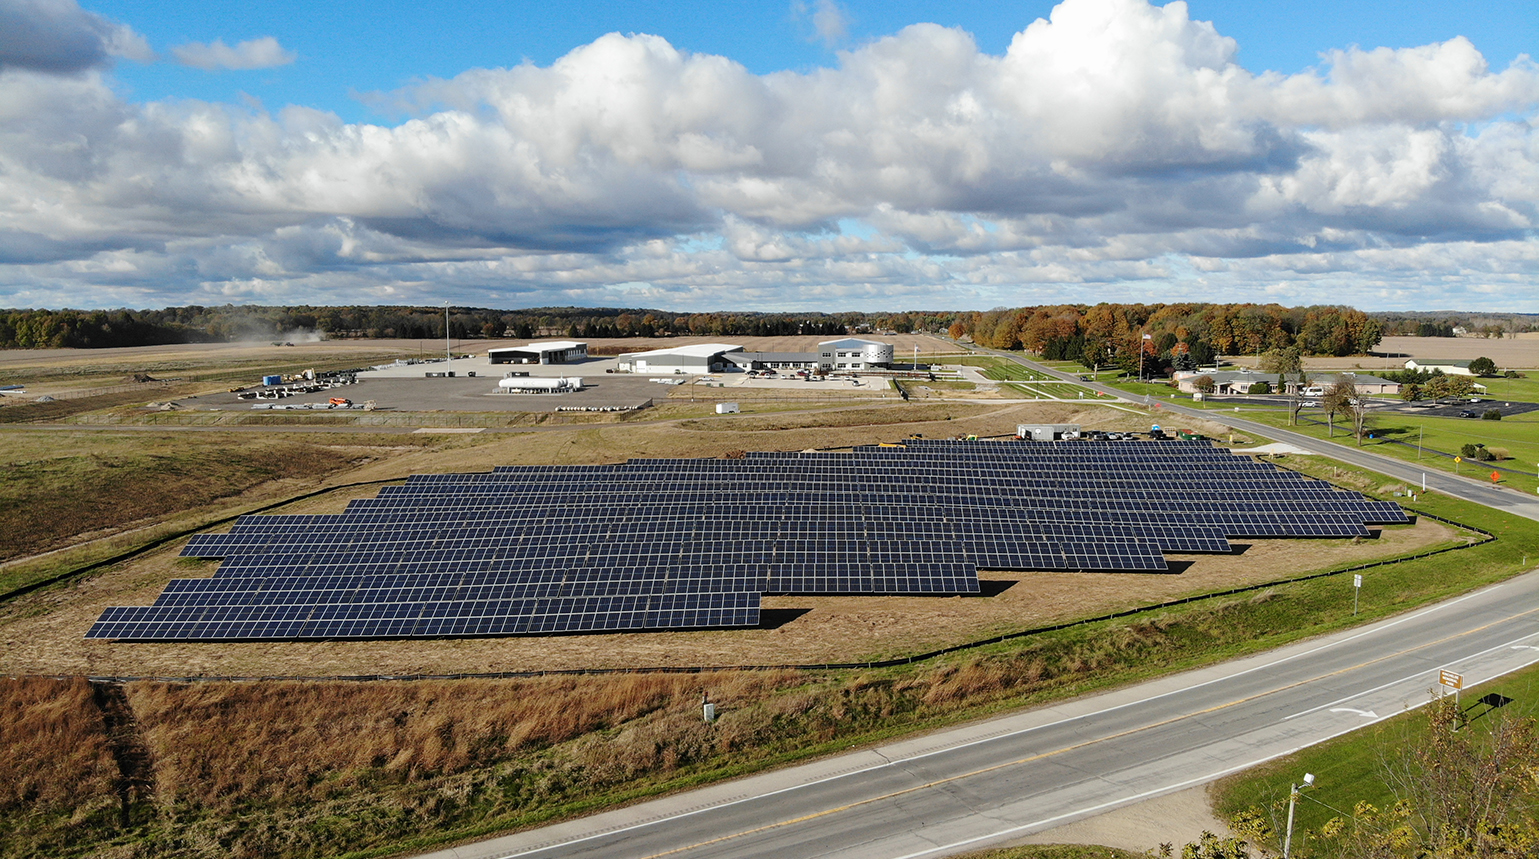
[91,439,1408,641]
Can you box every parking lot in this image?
[179,356,666,413]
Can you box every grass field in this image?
[1459,373,1539,402]
[943,354,1059,381]
[1241,408,1539,495]
[0,430,446,570]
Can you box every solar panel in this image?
[87,438,1407,641]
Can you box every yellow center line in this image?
[630,606,1538,859]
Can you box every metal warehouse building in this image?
[488,341,588,365]
[617,343,745,374]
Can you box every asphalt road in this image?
[421,571,1539,859]
[976,348,1539,524]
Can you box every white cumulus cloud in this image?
[0,0,1536,311]
[171,36,296,71]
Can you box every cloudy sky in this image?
[2,0,1536,313]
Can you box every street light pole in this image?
[1283,773,1315,859]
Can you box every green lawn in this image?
[1467,374,1539,402]
[947,354,1058,382]
[1242,409,1539,495]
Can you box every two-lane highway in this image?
[424,571,1539,859]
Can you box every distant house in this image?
[1331,372,1403,396]
[1172,369,1288,395]
[1172,370,1400,396]
[1404,358,1474,376]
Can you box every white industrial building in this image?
[488,341,588,365]
[817,338,895,370]
[720,337,897,372]
[616,343,745,374]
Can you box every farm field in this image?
[1220,334,1539,373]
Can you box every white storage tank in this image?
[862,342,895,365]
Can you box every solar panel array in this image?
[87,439,1408,641]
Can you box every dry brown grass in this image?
[126,670,798,814]
[0,677,123,859]
[0,677,117,812]
[0,432,389,564]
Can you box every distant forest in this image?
[1,303,1535,366]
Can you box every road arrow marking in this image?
[1329,707,1379,718]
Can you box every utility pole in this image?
[1283,773,1315,859]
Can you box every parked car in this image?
[1459,409,1477,418]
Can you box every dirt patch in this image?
[1016,785,1229,853]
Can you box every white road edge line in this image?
[1283,628,1539,720]
[887,649,1539,859]
[489,584,1518,858]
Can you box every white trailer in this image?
[498,376,584,393]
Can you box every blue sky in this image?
[87,0,1539,123]
[1,0,1536,312]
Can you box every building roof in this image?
[619,343,744,360]
[1175,370,1397,386]
[488,340,586,353]
[819,337,889,349]
[1407,358,1472,367]
[727,351,820,362]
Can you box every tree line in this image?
[0,306,878,349]
[0,302,1412,355]
[946,303,1386,378]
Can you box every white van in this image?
[1301,386,1325,397]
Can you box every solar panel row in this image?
[86,439,1407,642]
